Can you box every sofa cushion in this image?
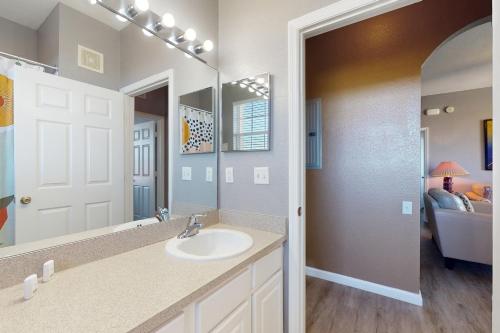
[428,188,467,211]
[454,192,475,213]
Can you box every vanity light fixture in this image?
[142,27,153,37]
[126,5,139,18]
[162,13,175,28]
[134,0,149,12]
[203,40,214,52]
[115,9,128,22]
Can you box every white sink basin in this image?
[165,229,253,261]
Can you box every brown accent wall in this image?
[135,86,169,206]
[305,0,491,293]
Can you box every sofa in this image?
[424,188,492,267]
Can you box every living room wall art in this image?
[484,119,493,170]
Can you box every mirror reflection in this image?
[0,0,218,254]
[221,73,271,152]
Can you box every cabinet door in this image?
[252,271,283,333]
[211,300,251,333]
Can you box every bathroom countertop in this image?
[0,224,285,333]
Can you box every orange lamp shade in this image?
[430,161,469,193]
[430,161,470,177]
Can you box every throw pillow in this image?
[454,192,475,213]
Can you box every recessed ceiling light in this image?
[134,0,149,11]
[162,13,175,28]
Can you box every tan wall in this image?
[305,0,491,293]
[422,88,492,193]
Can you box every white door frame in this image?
[121,69,174,222]
[134,111,166,213]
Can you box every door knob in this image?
[20,196,32,205]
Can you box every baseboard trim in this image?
[306,266,423,306]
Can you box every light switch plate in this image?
[402,201,413,215]
[225,167,234,183]
[254,167,270,185]
[182,167,192,181]
[206,167,213,182]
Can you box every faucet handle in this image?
[189,213,207,225]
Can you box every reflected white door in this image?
[133,121,156,220]
[13,68,125,244]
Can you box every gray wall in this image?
[422,88,493,192]
[58,4,121,90]
[120,3,218,213]
[37,6,59,68]
[0,16,37,60]
[218,0,336,216]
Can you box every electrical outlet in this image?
[254,167,270,185]
[402,201,413,215]
[206,167,213,182]
[225,167,234,183]
[182,167,192,181]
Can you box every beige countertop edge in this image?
[131,236,286,333]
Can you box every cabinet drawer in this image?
[252,247,282,289]
[196,268,252,333]
[211,299,251,333]
[156,313,184,333]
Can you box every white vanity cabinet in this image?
[155,246,283,333]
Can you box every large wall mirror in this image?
[221,73,271,152]
[0,0,218,256]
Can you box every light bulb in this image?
[142,28,153,37]
[162,13,175,28]
[248,87,255,93]
[134,0,149,11]
[203,40,214,52]
[231,81,237,85]
[184,28,197,41]
[256,77,265,84]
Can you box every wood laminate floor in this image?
[306,225,492,333]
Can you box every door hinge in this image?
[297,206,302,217]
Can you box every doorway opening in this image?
[132,86,168,221]
[300,1,492,332]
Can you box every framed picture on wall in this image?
[484,119,493,171]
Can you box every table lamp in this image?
[430,161,469,193]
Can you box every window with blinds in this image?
[233,98,269,151]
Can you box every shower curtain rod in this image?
[0,51,58,71]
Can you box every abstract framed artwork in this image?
[484,119,493,171]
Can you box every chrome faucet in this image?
[155,207,170,222]
[177,214,206,239]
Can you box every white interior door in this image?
[13,68,125,244]
[133,120,156,220]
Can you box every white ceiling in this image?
[0,0,127,30]
[422,22,492,96]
